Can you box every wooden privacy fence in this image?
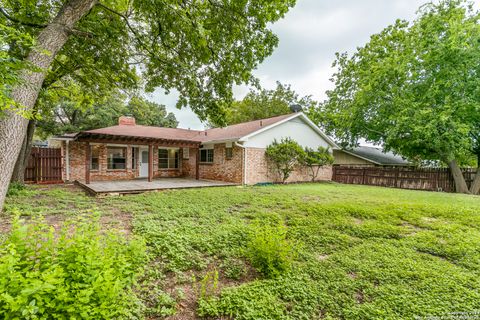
[332,166,477,193]
[24,147,63,184]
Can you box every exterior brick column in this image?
[148,144,153,182]
[85,142,90,184]
[195,147,200,180]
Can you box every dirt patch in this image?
[227,204,248,214]
[355,290,365,304]
[302,195,322,202]
[421,217,438,223]
[401,221,423,236]
[162,260,258,319]
[352,217,364,225]
[165,282,199,320]
[100,213,133,235]
[0,212,133,237]
[0,216,11,234]
[317,254,329,261]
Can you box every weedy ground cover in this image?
[2,183,480,319]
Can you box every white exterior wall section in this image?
[242,117,331,149]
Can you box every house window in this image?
[90,145,100,170]
[107,147,126,170]
[159,148,179,169]
[200,149,214,163]
[183,147,189,159]
[132,147,138,170]
[225,147,233,160]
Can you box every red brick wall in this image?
[65,141,184,182]
[63,141,331,184]
[198,144,243,183]
[181,147,198,179]
[245,147,332,185]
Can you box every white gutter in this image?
[235,141,247,185]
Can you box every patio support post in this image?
[148,144,153,182]
[196,147,200,180]
[85,142,90,185]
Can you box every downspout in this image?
[235,141,247,185]
[65,140,70,182]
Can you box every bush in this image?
[6,182,27,197]
[246,222,295,278]
[0,215,146,319]
[265,138,305,183]
[299,146,334,181]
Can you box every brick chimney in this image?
[119,116,136,126]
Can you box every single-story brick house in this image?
[52,112,338,185]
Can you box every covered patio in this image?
[77,177,237,195]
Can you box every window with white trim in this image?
[107,147,126,170]
[159,148,179,169]
[225,147,233,160]
[90,145,100,170]
[200,149,214,163]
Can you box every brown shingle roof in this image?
[83,125,203,142]
[76,113,296,143]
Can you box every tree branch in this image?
[0,7,47,28]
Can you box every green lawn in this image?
[3,183,480,319]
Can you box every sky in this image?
[147,0,467,130]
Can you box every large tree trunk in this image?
[448,160,470,194]
[0,0,97,211]
[470,168,480,195]
[470,153,480,195]
[11,119,36,184]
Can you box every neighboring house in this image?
[333,146,410,167]
[32,140,49,148]
[51,112,338,185]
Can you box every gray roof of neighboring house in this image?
[340,146,410,166]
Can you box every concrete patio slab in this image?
[76,178,237,195]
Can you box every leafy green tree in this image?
[36,88,177,138]
[0,0,296,210]
[265,138,305,183]
[300,147,334,182]
[0,24,34,115]
[211,82,317,126]
[311,0,480,194]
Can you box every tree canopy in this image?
[36,87,177,138]
[0,24,34,115]
[211,82,316,126]
[310,0,480,193]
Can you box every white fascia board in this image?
[201,138,239,145]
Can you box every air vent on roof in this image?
[290,104,303,113]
